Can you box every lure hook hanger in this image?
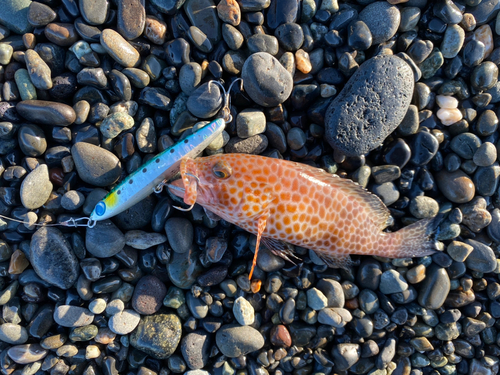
[210,78,243,124]
[172,172,200,212]
[0,214,96,228]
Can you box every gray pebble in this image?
[165,218,193,254]
[53,305,94,327]
[379,270,408,294]
[20,164,52,209]
[236,109,266,138]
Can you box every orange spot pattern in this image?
[177,154,401,259]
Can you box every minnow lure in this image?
[168,154,442,279]
[89,118,225,222]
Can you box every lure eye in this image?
[212,161,232,179]
[94,201,106,216]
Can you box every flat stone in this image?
[7,344,47,365]
[80,0,109,25]
[54,305,94,327]
[465,239,497,273]
[130,314,182,359]
[100,29,140,68]
[117,0,145,40]
[0,323,28,345]
[418,265,450,310]
[16,100,75,126]
[27,1,56,27]
[0,0,33,34]
[184,0,221,44]
[30,227,79,290]
[186,82,223,119]
[24,50,52,90]
[71,142,121,186]
[20,164,52,209]
[85,220,125,258]
[379,270,408,294]
[325,55,414,156]
[215,324,265,357]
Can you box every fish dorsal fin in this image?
[295,163,391,230]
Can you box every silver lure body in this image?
[89,118,225,221]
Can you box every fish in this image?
[168,153,442,279]
[89,118,225,222]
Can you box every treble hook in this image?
[210,78,243,124]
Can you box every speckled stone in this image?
[71,142,121,187]
[132,275,167,315]
[325,55,414,156]
[108,309,140,335]
[130,314,182,359]
[0,0,33,34]
[358,2,400,45]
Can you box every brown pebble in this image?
[8,249,29,275]
[217,0,241,26]
[270,325,292,347]
[94,328,116,345]
[23,33,36,49]
[44,23,78,47]
[435,169,474,204]
[295,49,312,74]
[49,168,64,187]
[460,13,476,32]
[345,298,359,310]
[144,16,167,45]
[386,0,408,3]
[131,275,167,315]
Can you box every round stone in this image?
[379,270,408,294]
[132,275,167,315]
[108,310,141,335]
[215,325,265,358]
[435,170,475,204]
[71,142,121,187]
[20,164,52,209]
[358,1,400,45]
[130,314,182,359]
[242,52,293,107]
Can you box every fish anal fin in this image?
[262,237,301,264]
[295,163,391,230]
[315,252,357,270]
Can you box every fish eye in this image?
[94,201,106,216]
[212,161,232,179]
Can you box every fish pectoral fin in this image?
[249,211,269,281]
[262,237,301,264]
[315,252,358,270]
[203,207,221,221]
[239,187,276,220]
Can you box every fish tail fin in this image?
[384,214,444,258]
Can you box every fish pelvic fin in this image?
[315,253,357,270]
[384,214,444,258]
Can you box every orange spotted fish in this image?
[169,154,441,279]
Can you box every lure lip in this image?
[89,118,225,222]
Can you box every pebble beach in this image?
[0,0,500,374]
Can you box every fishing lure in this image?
[88,118,225,222]
[168,154,442,279]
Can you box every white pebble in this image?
[88,298,107,314]
[437,108,463,126]
[85,345,100,359]
[233,297,255,326]
[23,212,38,230]
[436,95,458,109]
[108,310,141,335]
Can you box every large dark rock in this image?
[325,55,414,157]
[29,227,79,290]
